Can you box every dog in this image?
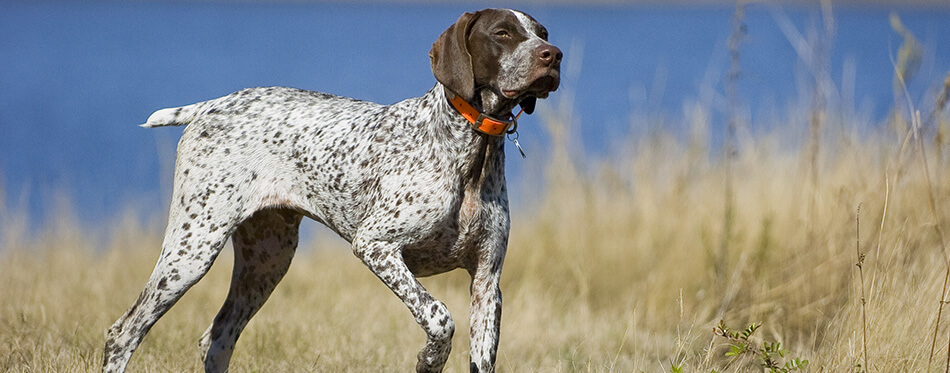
[103,8,560,373]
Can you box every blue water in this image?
[1,1,949,233]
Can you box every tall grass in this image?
[3,6,950,373]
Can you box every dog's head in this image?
[430,9,561,117]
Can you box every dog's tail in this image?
[140,101,211,128]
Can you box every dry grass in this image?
[4,8,950,373]
[5,117,950,372]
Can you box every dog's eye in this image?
[494,29,510,38]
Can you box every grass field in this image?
[3,6,950,373]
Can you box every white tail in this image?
[140,102,208,128]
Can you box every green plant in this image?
[712,321,809,373]
[670,362,685,373]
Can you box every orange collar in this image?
[445,89,523,136]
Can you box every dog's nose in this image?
[537,44,562,66]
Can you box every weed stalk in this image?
[855,203,869,371]
[911,107,950,370]
[806,0,834,241]
[717,0,745,317]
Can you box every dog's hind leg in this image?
[102,213,238,372]
[103,174,249,373]
[198,208,302,372]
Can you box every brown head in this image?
[429,9,561,117]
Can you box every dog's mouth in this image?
[501,89,520,98]
[501,71,560,100]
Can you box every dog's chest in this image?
[398,185,497,276]
[396,148,507,276]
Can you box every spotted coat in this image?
[103,8,560,373]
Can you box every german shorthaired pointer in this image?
[103,8,560,373]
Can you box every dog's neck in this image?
[418,84,507,184]
[443,88,520,137]
[425,84,509,139]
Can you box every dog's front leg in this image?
[468,238,507,373]
[353,237,455,373]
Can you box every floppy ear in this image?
[430,11,479,102]
[519,97,537,115]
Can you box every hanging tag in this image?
[508,131,526,159]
